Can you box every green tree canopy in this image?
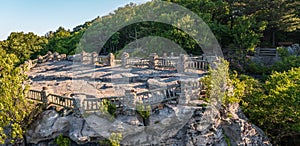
[0,48,31,144]
[242,67,300,143]
[0,32,47,63]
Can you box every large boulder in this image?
[26,110,69,144]
[25,110,101,145]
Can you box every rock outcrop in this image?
[26,103,271,145]
[26,110,104,145]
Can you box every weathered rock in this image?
[26,110,102,145]
[146,78,177,90]
[222,103,271,146]
[26,110,61,144]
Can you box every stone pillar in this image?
[178,81,191,105]
[163,53,167,58]
[61,54,67,60]
[177,54,187,73]
[37,55,44,63]
[91,52,98,64]
[46,51,53,62]
[73,98,83,115]
[41,87,49,110]
[24,60,32,70]
[121,52,129,67]
[108,53,115,66]
[53,52,59,61]
[170,52,174,57]
[149,53,158,69]
[81,51,87,63]
[124,89,137,109]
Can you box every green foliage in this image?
[136,102,151,123]
[224,133,231,146]
[99,132,122,146]
[0,32,47,63]
[43,27,84,55]
[245,56,300,77]
[231,16,267,53]
[271,56,300,73]
[277,47,289,58]
[0,48,33,144]
[99,99,117,117]
[54,134,70,146]
[136,103,151,120]
[103,99,117,117]
[242,67,300,143]
[201,59,244,105]
[99,139,112,146]
[109,132,122,146]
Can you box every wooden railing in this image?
[256,48,278,57]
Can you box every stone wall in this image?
[24,51,67,70]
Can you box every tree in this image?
[239,0,300,46]
[0,48,32,144]
[242,67,300,143]
[44,27,72,55]
[0,32,48,63]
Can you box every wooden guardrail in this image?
[255,48,278,57]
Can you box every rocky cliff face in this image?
[161,103,271,146]
[25,103,271,146]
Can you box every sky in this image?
[0,0,149,40]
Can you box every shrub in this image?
[242,67,300,143]
[277,47,289,58]
[100,99,117,117]
[54,134,70,146]
[136,102,151,126]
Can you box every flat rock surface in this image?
[27,61,204,97]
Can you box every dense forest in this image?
[0,0,299,145]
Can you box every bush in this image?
[244,55,300,78]
[277,47,289,58]
[201,59,245,105]
[136,103,151,126]
[241,67,300,143]
[55,134,70,146]
[100,99,117,117]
